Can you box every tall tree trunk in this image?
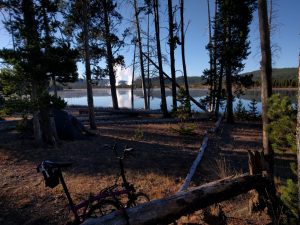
[32,82,43,146]
[224,16,234,123]
[131,41,137,109]
[296,53,300,221]
[225,64,234,123]
[147,13,151,109]
[52,75,57,97]
[180,0,191,113]
[168,0,177,112]
[82,0,96,129]
[258,0,273,176]
[215,64,223,118]
[103,0,119,110]
[207,0,213,112]
[133,0,148,109]
[212,0,218,113]
[153,0,168,116]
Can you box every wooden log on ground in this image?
[178,113,224,192]
[178,131,209,192]
[82,174,269,225]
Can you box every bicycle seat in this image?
[43,160,73,169]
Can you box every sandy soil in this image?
[0,118,290,225]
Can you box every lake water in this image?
[58,88,297,113]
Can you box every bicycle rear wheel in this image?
[87,199,120,218]
[128,192,150,207]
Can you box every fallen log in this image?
[178,113,224,192]
[178,131,209,192]
[83,173,269,225]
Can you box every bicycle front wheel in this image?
[87,199,120,218]
[128,192,150,207]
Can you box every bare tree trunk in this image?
[52,75,57,97]
[258,0,273,176]
[168,0,177,112]
[32,82,43,146]
[153,0,168,117]
[133,0,148,109]
[215,64,224,118]
[180,0,191,113]
[212,0,218,113]
[225,64,234,123]
[103,0,119,110]
[207,0,213,112]
[82,0,96,129]
[147,13,151,108]
[296,53,300,222]
[131,41,137,109]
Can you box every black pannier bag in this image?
[38,163,60,188]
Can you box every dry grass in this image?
[0,120,277,225]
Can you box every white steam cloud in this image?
[115,66,133,85]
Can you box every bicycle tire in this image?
[128,192,150,207]
[87,199,120,218]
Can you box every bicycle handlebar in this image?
[105,143,134,160]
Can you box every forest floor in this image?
[0,113,295,225]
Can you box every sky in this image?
[0,0,299,84]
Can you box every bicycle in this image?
[101,144,150,210]
[37,145,149,224]
[37,160,120,224]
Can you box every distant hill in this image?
[242,67,298,81]
[65,67,298,89]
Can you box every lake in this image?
[58,88,297,113]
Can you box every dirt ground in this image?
[1,117,292,225]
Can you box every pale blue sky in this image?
[0,0,299,82]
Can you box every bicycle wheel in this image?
[87,199,120,218]
[128,192,150,207]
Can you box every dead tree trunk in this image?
[258,0,273,177]
[131,41,137,110]
[103,0,119,110]
[83,174,269,225]
[207,0,213,112]
[153,0,168,117]
[180,0,191,113]
[168,0,177,111]
[133,0,148,109]
[82,0,96,129]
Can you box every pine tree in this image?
[0,0,78,145]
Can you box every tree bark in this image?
[131,41,137,109]
[207,0,214,112]
[153,0,168,117]
[297,53,300,222]
[82,0,96,129]
[168,0,177,112]
[147,13,151,109]
[212,0,218,113]
[258,0,273,176]
[215,64,224,118]
[225,64,234,123]
[180,0,191,113]
[83,174,269,225]
[31,82,43,146]
[103,0,119,110]
[133,0,148,109]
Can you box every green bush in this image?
[267,94,298,224]
[234,98,247,119]
[267,94,296,154]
